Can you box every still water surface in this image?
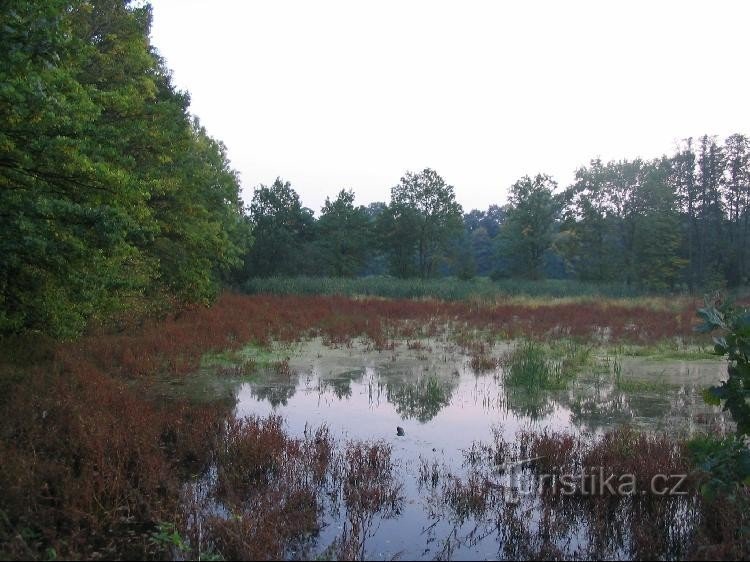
[170,338,727,559]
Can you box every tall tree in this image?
[245,179,314,277]
[316,189,370,276]
[631,158,685,290]
[724,134,750,284]
[559,160,618,281]
[672,138,700,290]
[470,225,495,276]
[464,205,505,238]
[385,169,463,278]
[500,174,558,279]
[696,135,726,287]
[0,0,156,336]
[359,202,389,275]
[1,0,249,336]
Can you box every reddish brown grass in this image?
[444,427,749,560]
[0,292,715,559]
[469,353,499,373]
[56,292,703,380]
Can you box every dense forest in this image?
[2,1,749,339]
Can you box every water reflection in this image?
[385,375,457,422]
[228,339,726,443]
[565,379,637,431]
[501,384,558,420]
[176,338,729,561]
[249,382,298,407]
[318,368,364,400]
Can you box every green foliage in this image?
[631,159,687,290]
[558,161,616,283]
[688,435,750,499]
[4,0,748,339]
[381,168,463,278]
[559,157,687,289]
[500,174,558,279]
[0,0,249,338]
[244,178,314,277]
[503,339,590,391]
[1,0,148,336]
[724,134,750,285]
[316,189,371,276]
[696,299,750,435]
[503,340,552,387]
[150,522,189,553]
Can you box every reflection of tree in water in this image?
[322,377,353,399]
[567,393,632,432]
[501,385,557,420]
[386,375,456,422]
[249,383,297,407]
[320,369,366,400]
[567,387,674,432]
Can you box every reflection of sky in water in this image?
[224,342,727,560]
[234,366,574,559]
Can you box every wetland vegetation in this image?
[2,292,748,560]
[3,1,750,560]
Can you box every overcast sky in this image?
[149,0,750,214]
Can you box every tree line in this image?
[2,1,749,339]
[245,134,750,293]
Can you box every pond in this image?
[155,336,728,560]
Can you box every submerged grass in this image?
[201,341,287,369]
[614,378,675,393]
[598,353,683,393]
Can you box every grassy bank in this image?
[242,276,654,301]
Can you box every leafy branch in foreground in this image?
[696,298,750,435]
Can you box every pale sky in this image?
[149,0,750,214]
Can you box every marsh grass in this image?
[436,426,713,561]
[0,291,725,560]
[502,340,592,391]
[469,353,499,373]
[243,275,652,301]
